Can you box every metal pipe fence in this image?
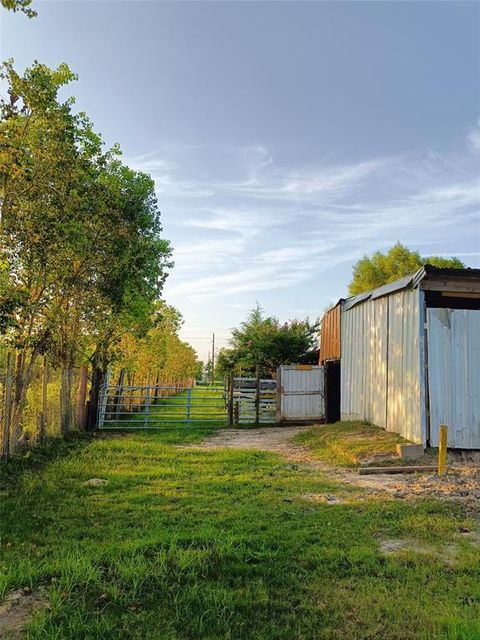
[97,376,278,429]
[98,383,229,429]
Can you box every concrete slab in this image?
[396,443,424,460]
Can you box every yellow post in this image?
[438,425,448,475]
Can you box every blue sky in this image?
[2,1,479,359]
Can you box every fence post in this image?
[255,366,260,425]
[2,352,14,461]
[234,400,239,426]
[186,387,192,425]
[144,385,151,428]
[438,425,448,475]
[228,371,234,426]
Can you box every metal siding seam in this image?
[418,289,428,446]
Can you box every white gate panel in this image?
[279,365,324,421]
[428,308,480,448]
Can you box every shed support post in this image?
[438,425,448,475]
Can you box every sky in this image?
[2,0,479,360]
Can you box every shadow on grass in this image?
[0,434,94,489]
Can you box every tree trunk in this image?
[1,352,14,461]
[10,348,40,449]
[86,365,101,431]
[86,345,108,431]
[36,355,48,443]
[75,365,88,431]
[14,351,24,407]
[60,368,74,437]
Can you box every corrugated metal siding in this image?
[341,288,422,443]
[280,365,325,420]
[386,290,421,442]
[340,298,388,428]
[428,309,480,448]
[319,304,341,363]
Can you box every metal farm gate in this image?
[98,383,228,429]
[97,376,278,429]
[97,368,325,430]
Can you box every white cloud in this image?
[467,121,480,153]
[141,140,480,307]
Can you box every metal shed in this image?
[338,266,480,448]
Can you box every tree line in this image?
[0,60,197,454]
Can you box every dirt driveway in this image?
[185,426,480,512]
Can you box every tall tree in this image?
[0,60,91,441]
[0,60,172,440]
[217,305,318,377]
[348,242,465,295]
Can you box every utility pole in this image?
[211,333,215,385]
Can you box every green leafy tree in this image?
[348,242,465,295]
[0,60,171,440]
[0,60,91,441]
[114,302,200,388]
[217,305,319,377]
[84,160,172,428]
[1,0,35,17]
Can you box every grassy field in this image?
[293,421,409,467]
[1,429,480,639]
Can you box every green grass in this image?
[293,421,409,468]
[1,429,479,639]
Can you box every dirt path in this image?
[184,426,480,512]
[184,426,405,491]
[0,588,49,640]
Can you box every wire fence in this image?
[0,353,90,459]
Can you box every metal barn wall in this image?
[428,309,480,448]
[319,304,341,364]
[278,365,325,421]
[340,297,388,428]
[341,288,423,443]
